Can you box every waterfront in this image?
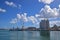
[0,30,60,40]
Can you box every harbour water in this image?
[0,30,60,40]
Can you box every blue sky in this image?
[0,0,60,28]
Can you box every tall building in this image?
[40,19,49,30]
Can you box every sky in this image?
[0,0,60,28]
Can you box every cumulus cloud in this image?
[5,1,17,7]
[10,18,18,24]
[10,4,60,27]
[17,14,21,20]
[35,14,40,17]
[35,5,60,26]
[5,1,21,9]
[37,5,60,18]
[0,8,6,12]
[50,20,60,27]
[38,0,54,4]
[21,13,28,22]
[28,16,38,24]
[59,4,60,8]
[10,13,28,24]
[10,12,60,27]
[10,14,21,24]
[10,13,38,25]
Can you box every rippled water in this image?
[0,30,60,40]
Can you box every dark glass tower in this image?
[40,19,49,30]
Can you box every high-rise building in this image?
[40,19,49,30]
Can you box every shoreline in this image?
[0,29,60,31]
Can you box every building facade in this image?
[40,19,49,30]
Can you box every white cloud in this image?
[10,4,60,27]
[48,18,57,20]
[35,5,60,27]
[35,14,40,17]
[10,13,28,24]
[38,18,45,21]
[5,1,21,9]
[17,14,21,19]
[10,13,38,24]
[28,16,38,24]
[59,4,60,8]
[20,13,38,24]
[50,20,60,27]
[37,5,60,18]
[10,18,18,24]
[5,1,17,7]
[20,13,28,22]
[38,0,54,4]
[0,8,6,12]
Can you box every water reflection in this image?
[19,31,41,40]
[9,31,50,40]
[9,31,18,40]
[0,31,60,40]
[40,31,50,36]
[1,31,60,40]
[50,31,60,40]
[40,31,50,40]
